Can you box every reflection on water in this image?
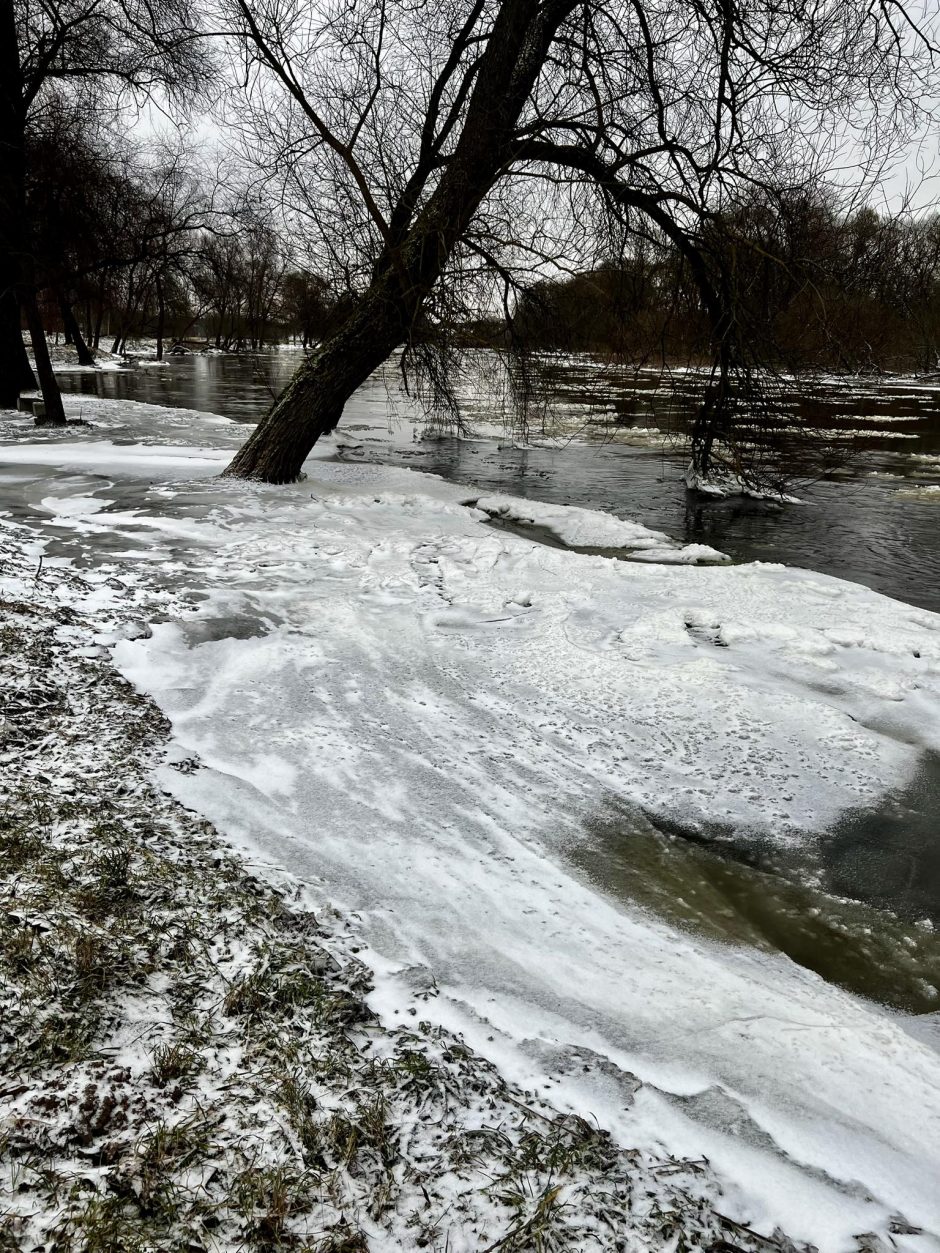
[386,439,940,615]
[59,352,300,422]
[58,350,940,613]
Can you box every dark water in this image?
[56,353,940,1009]
[391,441,940,613]
[60,351,296,421]
[59,351,940,614]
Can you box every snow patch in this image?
[683,466,803,503]
[475,493,730,562]
[5,396,940,1248]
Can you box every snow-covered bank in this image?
[474,494,729,561]
[6,525,772,1252]
[3,398,940,1249]
[27,342,126,373]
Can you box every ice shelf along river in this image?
[3,347,940,1249]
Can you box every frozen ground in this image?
[6,521,771,1252]
[3,396,940,1250]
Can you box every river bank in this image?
[51,348,940,615]
[2,395,940,1249]
[0,518,782,1252]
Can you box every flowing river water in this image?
[54,350,940,1015]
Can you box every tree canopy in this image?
[219,0,939,483]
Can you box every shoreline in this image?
[2,395,940,1247]
[0,520,791,1251]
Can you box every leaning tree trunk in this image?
[225,0,573,484]
[60,298,96,366]
[22,288,66,424]
[225,290,403,482]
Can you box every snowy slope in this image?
[4,396,940,1249]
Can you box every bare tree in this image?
[0,0,208,419]
[219,0,936,484]
[279,270,337,348]
[193,203,287,350]
[101,148,212,356]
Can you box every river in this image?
[53,349,940,1015]
[59,348,940,613]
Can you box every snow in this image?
[815,427,921,439]
[684,465,803,503]
[4,396,940,1249]
[473,493,730,561]
[804,412,925,423]
[897,483,940,500]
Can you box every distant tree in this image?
[280,272,335,348]
[103,151,210,356]
[194,233,245,350]
[514,247,702,361]
[193,214,278,350]
[25,108,212,362]
[239,213,286,350]
[25,104,103,365]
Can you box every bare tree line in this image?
[4,0,940,487]
[515,192,940,376]
[9,98,346,367]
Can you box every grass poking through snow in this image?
[1,524,801,1251]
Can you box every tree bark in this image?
[225,290,403,481]
[0,0,34,407]
[0,282,35,406]
[22,288,66,422]
[60,298,96,366]
[225,0,574,483]
[155,277,165,360]
[0,0,65,423]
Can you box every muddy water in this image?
[55,351,940,1011]
[577,798,940,1014]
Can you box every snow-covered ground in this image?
[26,341,126,373]
[3,396,940,1250]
